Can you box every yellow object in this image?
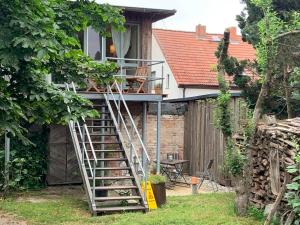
[141,181,157,210]
[109,44,116,54]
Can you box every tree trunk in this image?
[264,175,287,225]
[284,66,293,119]
[253,70,272,124]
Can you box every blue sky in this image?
[98,0,245,34]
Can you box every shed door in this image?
[47,125,81,185]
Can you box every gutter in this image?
[163,92,242,103]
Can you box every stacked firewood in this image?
[250,118,300,209]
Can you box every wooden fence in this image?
[183,97,246,183]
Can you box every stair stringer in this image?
[67,121,96,215]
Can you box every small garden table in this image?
[155,159,189,187]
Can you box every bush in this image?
[0,125,48,191]
[149,174,166,184]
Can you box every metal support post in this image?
[92,160,96,208]
[100,106,105,186]
[82,125,86,164]
[156,101,161,174]
[4,131,10,185]
[142,102,147,169]
[161,64,164,93]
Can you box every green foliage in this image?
[251,0,285,76]
[214,74,233,138]
[236,0,300,118]
[223,141,246,177]
[247,206,265,221]
[0,127,48,191]
[285,138,300,223]
[0,1,124,143]
[0,193,261,225]
[290,67,300,100]
[148,174,166,184]
[237,0,300,45]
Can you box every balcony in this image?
[78,57,166,102]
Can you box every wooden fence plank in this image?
[184,97,245,183]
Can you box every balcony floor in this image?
[78,91,165,102]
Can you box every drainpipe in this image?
[183,88,186,98]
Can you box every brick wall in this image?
[121,104,185,165]
[146,115,184,162]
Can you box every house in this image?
[152,25,256,100]
[47,5,176,215]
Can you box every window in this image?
[87,27,103,60]
[83,24,140,62]
[166,74,170,89]
[125,24,139,59]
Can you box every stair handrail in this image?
[105,81,150,175]
[65,83,98,168]
[105,87,146,177]
[70,82,98,163]
[65,82,97,212]
[112,81,150,162]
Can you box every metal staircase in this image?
[65,82,150,215]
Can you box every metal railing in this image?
[105,57,165,94]
[65,82,98,209]
[104,80,150,203]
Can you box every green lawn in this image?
[0,192,262,225]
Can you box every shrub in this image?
[0,126,48,191]
[149,174,166,184]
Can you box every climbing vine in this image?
[214,30,248,178]
[214,74,232,138]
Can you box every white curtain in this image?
[111,26,131,58]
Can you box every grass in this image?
[0,192,262,225]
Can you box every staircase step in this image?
[85,119,113,121]
[88,176,134,180]
[92,185,137,190]
[87,149,124,152]
[91,167,131,170]
[95,205,146,212]
[87,133,117,136]
[80,142,120,144]
[95,196,142,201]
[85,158,127,161]
[92,104,107,107]
[84,126,115,128]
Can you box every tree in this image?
[0,0,124,143]
[251,0,300,123]
[237,0,300,45]
[234,0,299,216]
[237,0,300,118]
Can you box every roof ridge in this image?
[153,28,242,37]
[153,28,195,33]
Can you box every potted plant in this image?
[149,174,167,207]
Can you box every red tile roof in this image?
[153,28,256,87]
